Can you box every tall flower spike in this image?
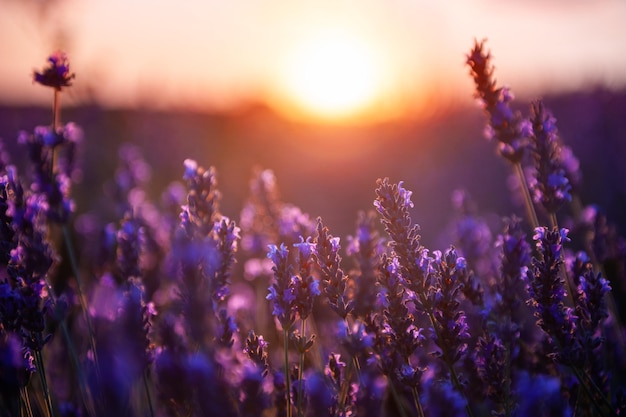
[33,51,75,90]
[266,243,297,330]
[526,227,578,364]
[527,100,572,214]
[292,236,320,321]
[346,210,384,319]
[466,40,530,163]
[429,248,471,365]
[374,178,427,295]
[314,219,353,320]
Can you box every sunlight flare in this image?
[277,29,385,121]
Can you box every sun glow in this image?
[277,29,386,122]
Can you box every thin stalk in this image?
[20,386,35,417]
[284,328,292,417]
[52,89,59,132]
[143,369,155,417]
[296,320,306,417]
[62,225,100,374]
[33,348,55,417]
[513,162,540,230]
[338,357,355,413]
[387,380,409,417]
[548,212,577,308]
[59,318,97,417]
[420,293,474,417]
[503,338,513,417]
[570,366,616,417]
[411,386,425,417]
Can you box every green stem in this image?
[62,225,100,374]
[284,328,292,417]
[34,348,55,417]
[143,369,155,417]
[52,89,59,132]
[387,380,409,417]
[548,212,578,308]
[411,386,425,417]
[513,162,540,230]
[296,320,306,417]
[571,366,616,417]
[503,338,512,417]
[20,386,34,417]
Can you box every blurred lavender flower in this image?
[239,361,271,417]
[174,160,240,348]
[33,51,75,90]
[526,227,578,364]
[514,371,572,417]
[240,168,282,254]
[474,335,509,413]
[346,210,384,320]
[18,123,82,223]
[527,101,572,214]
[422,377,467,417]
[244,330,269,377]
[466,40,530,163]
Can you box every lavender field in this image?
[0,43,625,417]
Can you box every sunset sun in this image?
[278,30,384,121]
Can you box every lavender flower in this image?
[527,101,572,214]
[174,161,239,349]
[374,178,427,296]
[346,210,384,320]
[474,335,509,410]
[429,248,471,365]
[466,40,530,163]
[314,219,353,320]
[17,123,82,223]
[239,361,271,417]
[292,236,320,322]
[526,227,578,364]
[33,51,75,90]
[240,168,282,254]
[244,330,269,377]
[266,243,297,330]
[373,254,424,389]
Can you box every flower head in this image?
[33,51,75,90]
[527,100,572,213]
[466,40,529,163]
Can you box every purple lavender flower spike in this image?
[244,330,269,377]
[373,254,425,389]
[346,210,385,320]
[374,178,427,295]
[466,40,530,163]
[267,243,297,330]
[314,219,353,320]
[474,335,508,409]
[526,227,578,364]
[429,247,471,365]
[527,101,572,214]
[18,123,82,223]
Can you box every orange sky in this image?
[1,0,625,122]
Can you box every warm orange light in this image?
[276,29,386,122]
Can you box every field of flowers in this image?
[0,41,624,417]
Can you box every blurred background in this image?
[0,0,625,247]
